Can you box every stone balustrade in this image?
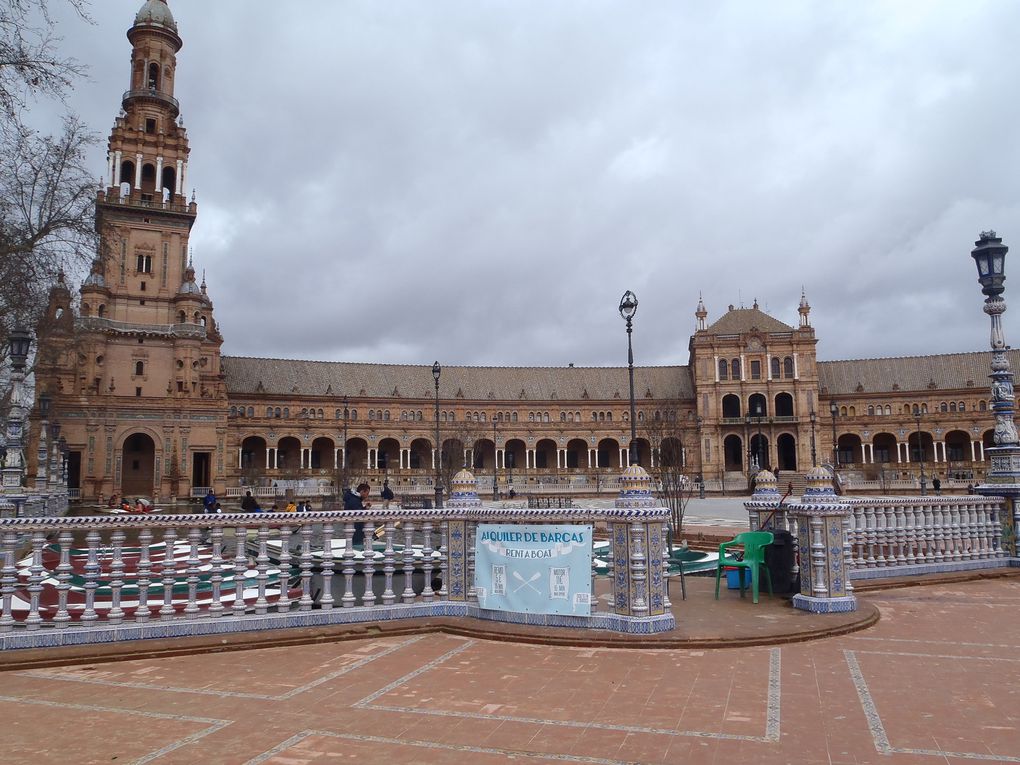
[0,504,673,651]
[841,496,1008,578]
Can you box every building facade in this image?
[35,1,1003,501]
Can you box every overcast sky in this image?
[50,0,1020,367]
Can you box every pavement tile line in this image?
[13,635,426,701]
[353,640,782,744]
[243,729,646,765]
[0,693,231,765]
[845,636,1020,650]
[844,650,1020,763]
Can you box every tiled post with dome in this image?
[790,466,856,613]
[612,465,671,619]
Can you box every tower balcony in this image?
[122,88,180,118]
[78,316,206,339]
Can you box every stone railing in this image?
[749,495,1010,582]
[0,505,673,651]
[841,496,1008,577]
[78,317,206,339]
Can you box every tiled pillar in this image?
[791,466,857,613]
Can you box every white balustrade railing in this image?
[749,495,1009,583]
[842,497,1007,575]
[0,505,672,649]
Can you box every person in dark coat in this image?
[343,482,370,546]
[240,490,260,512]
[202,489,217,513]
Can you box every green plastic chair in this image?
[714,531,774,604]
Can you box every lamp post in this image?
[432,361,443,510]
[619,290,639,467]
[2,325,32,517]
[915,409,926,496]
[970,230,1020,552]
[492,418,498,500]
[809,410,818,467]
[829,401,839,468]
[35,393,51,491]
[695,415,705,498]
[754,402,764,471]
[342,395,349,490]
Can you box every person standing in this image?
[241,490,260,513]
[932,476,942,496]
[344,482,371,547]
[381,480,394,509]
[202,489,217,514]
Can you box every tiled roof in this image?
[222,357,695,402]
[818,349,1019,395]
[704,307,795,335]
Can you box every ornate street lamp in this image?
[915,409,926,496]
[970,230,1020,551]
[619,290,639,467]
[432,361,443,509]
[809,410,818,467]
[829,401,839,468]
[36,392,51,490]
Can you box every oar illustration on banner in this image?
[512,570,542,594]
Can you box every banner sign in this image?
[474,524,593,616]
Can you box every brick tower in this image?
[40,0,227,503]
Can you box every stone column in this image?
[790,466,857,613]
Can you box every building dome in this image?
[134,0,177,32]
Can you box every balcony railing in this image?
[100,193,194,214]
[78,317,206,339]
[122,88,180,116]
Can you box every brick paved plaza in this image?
[3,575,1018,764]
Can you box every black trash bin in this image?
[764,529,799,595]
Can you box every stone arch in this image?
[776,433,797,471]
[597,437,621,469]
[121,432,156,498]
[775,391,794,417]
[241,435,267,470]
[410,437,432,470]
[723,434,743,471]
[722,394,741,418]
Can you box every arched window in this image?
[275,407,281,418]
[718,359,728,381]
[979,400,987,411]
[592,411,598,421]
[884,405,891,415]
[350,410,357,421]
[140,163,156,194]
[134,361,144,377]
[770,357,781,378]
[560,412,566,422]
[148,62,160,89]
[161,167,176,199]
[958,401,965,411]
[384,410,390,421]
[840,406,848,417]
[368,410,375,420]
[512,412,518,422]
[638,411,645,422]
[730,358,741,379]
[318,409,324,418]
[912,404,919,415]
[120,160,135,186]
[416,411,423,421]
[544,412,550,422]
[783,357,794,378]
[921,404,928,413]
[480,412,486,422]
[266,407,273,417]
[867,405,874,416]
[97,304,106,317]
[848,406,856,416]
[529,412,535,422]
[941,402,948,413]
[229,406,236,417]
[283,407,289,418]
[247,406,254,417]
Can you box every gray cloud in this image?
[56,1,1020,367]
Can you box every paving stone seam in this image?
[844,650,1020,763]
[244,729,647,765]
[13,635,425,701]
[845,636,1020,650]
[353,640,782,743]
[0,693,232,764]
[850,649,1020,663]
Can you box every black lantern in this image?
[971,230,1007,297]
[39,393,51,419]
[8,325,31,372]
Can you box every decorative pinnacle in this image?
[981,230,998,239]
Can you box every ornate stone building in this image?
[35,1,1004,501]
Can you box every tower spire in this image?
[695,292,708,332]
[799,287,811,328]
